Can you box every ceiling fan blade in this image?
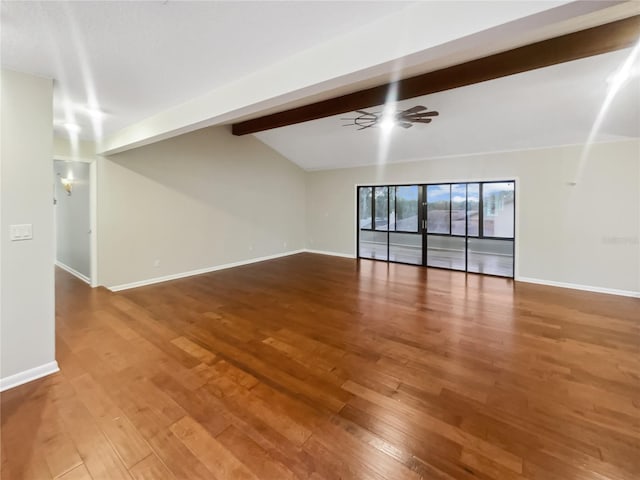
[406,111,439,118]
[398,122,413,128]
[411,118,432,124]
[355,110,376,117]
[403,105,427,114]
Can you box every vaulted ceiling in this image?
[1,0,411,140]
[254,47,640,170]
[2,0,639,165]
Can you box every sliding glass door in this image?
[467,182,515,276]
[389,185,421,265]
[358,185,422,263]
[425,184,465,271]
[358,186,389,260]
[357,180,515,278]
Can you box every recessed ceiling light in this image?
[82,106,106,118]
[63,122,81,132]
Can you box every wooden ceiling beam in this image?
[232,15,640,136]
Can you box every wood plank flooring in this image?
[1,253,639,479]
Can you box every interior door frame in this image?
[52,155,98,288]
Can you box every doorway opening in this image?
[53,158,97,286]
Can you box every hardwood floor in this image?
[2,253,639,479]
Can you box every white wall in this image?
[98,126,306,289]
[306,140,640,295]
[54,160,91,279]
[54,136,97,160]
[0,69,57,388]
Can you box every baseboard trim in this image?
[516,276,640,298]
[304,249,356,259]
[55,261,91,285]
[109,249,306,291]
[106,250,637,299]
[0,361,60,392]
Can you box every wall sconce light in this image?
[60,176,74,196]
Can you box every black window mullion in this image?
[387,186,390,262]
[393,187,397,232]
[421,185,427,266]
[357,187,360,258]
[479,183,484,237]
[465,183,468,272]
[448,184,452,235]
[417,185,422,234]
[512,183,516,278]
[372,187,376,230]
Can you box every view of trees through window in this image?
[393,186,419,232]
[358,185,420,233]
[359,187,372,229]
[425,182,513,238]
[374,187,388,231]
[426,185,450,234]
[467,184,480,236]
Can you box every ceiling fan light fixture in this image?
[342,105,439,131]
[379,116,395,132]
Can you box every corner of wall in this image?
[1,69,56,388]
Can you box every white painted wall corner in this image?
[55,260,91,285]
[304,249,356,259]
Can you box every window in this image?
[394,185,419,232]
[358,187,372,229]
[426,185,450,234]
[358,181,515,278]
[374,187,388,231]
[466,183,480,236]
[482,182,514,238]
[451,184,467,236]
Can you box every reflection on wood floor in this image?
[1,253,638,479]
[359,242,514,276]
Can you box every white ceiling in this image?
[2,0,638,157]
[254,48,640,170]
[0,0,412,139]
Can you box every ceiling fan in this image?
[342,105,439,130]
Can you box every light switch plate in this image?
[10,224,33,241]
